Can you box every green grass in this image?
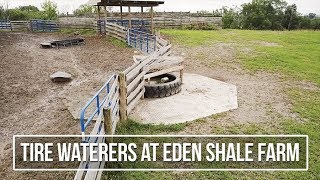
[162,29,320,178]
[105,29,320,179]
[107,37,128,48]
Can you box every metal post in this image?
[128,6,132,28]
[134,30,137,48]
[147,33,149,53]
[150,6,154,34]
[140,31,142,51]
[96,96,100,114]
[120,5,123,26]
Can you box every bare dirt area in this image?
[170,43,297,134]
[0,32,133,179]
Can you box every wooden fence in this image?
[75,22,183,180]
[105,22,127,41]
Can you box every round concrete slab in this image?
[130,73,238,125]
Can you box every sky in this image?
[0,0,319,15]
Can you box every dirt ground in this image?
[0,31,306,179]
[0,32,134,179]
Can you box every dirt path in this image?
[0,32,133,179]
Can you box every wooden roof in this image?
[94,0,164,7]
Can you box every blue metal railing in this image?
[80,74,117,134]
[127,28,157,54]
[0,20,12,30]
[30,19,59,32]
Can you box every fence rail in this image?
[30,19,59,32]
[0,21,12,30]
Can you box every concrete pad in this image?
[130,73,238,125]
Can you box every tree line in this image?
[220,0,320,30]
[0,0,58,21]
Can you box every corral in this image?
[1,0,320,179]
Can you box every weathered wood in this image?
[127,71,145,93]
[84,134,105,180]
[133,56,138,63]
[151,6,154,34]
[159,44,172,56]
[147,56,184,69]
[106,22,127,30]
[124,64,138,76]
[118,73,127,122]
[74,127,104,180]
[105,77,119,105]
[128,6,132,28]
[103,108,112,136]
[127,80,145,103]
[127,88,145,114]
[144,65,184,80]
[90,116,103,136]
[110,91,119,110]
[126,62,144,83]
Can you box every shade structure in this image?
[87,0,164,7]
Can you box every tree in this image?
[299,16,312,29]
[241,0,287,30]
[283,4,299,30]
[222,7,242,29]
[308,13,316,19]
[41,0,58,20]
[73,4,95,17]
[311,18,320,30]
[19,5,39,12]
[0,5,4,20]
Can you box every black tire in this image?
[145,74,182,98]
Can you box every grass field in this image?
[108,30,320,179]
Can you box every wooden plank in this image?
[105,22,127,30]
[127,71,145,94]
[133,55,147,61]
[158,44,172,56]
[126,63,144,83]
[105,77,118,106]
[74,127,105,180]
[144,65,184,80]
[103,108,112,136]
[118,73,128,122]
[147,58,184,70]
[90,116,103,136]
[133,56,138,63]
[124,62,140,75]
[112,116,119,134]
[105,25,126,35]
[127,88,145,114]
[95,159,106,180]
[127,80,145,104]
[110,91,119,110]
[84,132,105,180]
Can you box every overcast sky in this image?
[0,0,319,15]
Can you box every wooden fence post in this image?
[103,108,113,143]
[119,72,128,123]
